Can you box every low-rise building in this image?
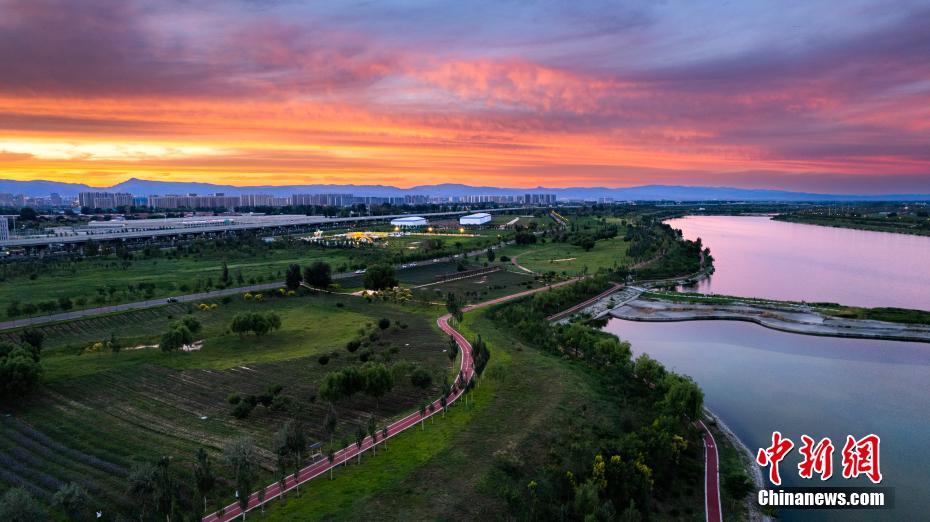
[459,212,492,226]
[390,216,427,227]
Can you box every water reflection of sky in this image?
[606,319,930,521]
[667,216,930,311]
[608,214,930,520]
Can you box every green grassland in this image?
[0,231,507,320]
[0,293,451,515]
[498,235,632,276]
[411,266,542,304]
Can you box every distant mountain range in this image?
[1,177,928,202]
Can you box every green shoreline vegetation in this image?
[641,290,930,326]
[773,204,930,236]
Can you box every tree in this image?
[285,263,302,290]
[633,354,666,385]
[17,207,37,221]
[323,409,338,442]
[515,231,536,245]
[447,335,459,371]
[362,362,394,405]
[281,421,307,497]
[378,317,391,330]
[0,344,42,398]
[326,445,336,480]
[257,485,266,514]
[195,448,216,515]
[0,488,46,522]
[409,367,432,389]
[661,375,704,420]
[363,264,397,290]
[221,262,230,286]
[108,332,121,354]
[303,261,333,288]
[127,462,158,521]
[174,315,202,334]
[19,329,44,353]
[486,247,496,262]
[355,426,366,464]
[153,455,175,517]
[230,312,281,337]
[160,325,192,352]
[445,292,463,322]
[367,416,378,456]
[723,470,754,500]
[224,437,258,517]
[53,482,92,522]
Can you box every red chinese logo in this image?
[757,432,882,484]
[756,431,794,485]
[798,435,834,480]
[841,434,882,484]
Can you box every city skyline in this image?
[1,1,929,193]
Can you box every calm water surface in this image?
[666,215,930,310]
[604,216,930,520]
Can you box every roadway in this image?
[0,207,538,247]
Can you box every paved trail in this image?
[698,420,723,522]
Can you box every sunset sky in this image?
[1,0,928,193]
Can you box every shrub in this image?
[410,368,432,389]
[231,400,254,419]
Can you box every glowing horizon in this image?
[1,1,929,193]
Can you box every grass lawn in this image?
[0,293,452,516]
[498,235,631,276]
[411,266,540,304]
[0,232,508,320]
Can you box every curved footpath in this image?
[697,420,723,522]
[202,278,580,522]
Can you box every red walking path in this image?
[698,420,723,522]
[202,279,578,522]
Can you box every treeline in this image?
[551,218,620,251]
[489,280,707,520]
[625,222,711,280]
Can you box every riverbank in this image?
[772,214,930,237]
[703,409,772,522]
[608,296,930,343]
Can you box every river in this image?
[666,215,930,311]
[604,215,930,521]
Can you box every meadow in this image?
[0,292,451,516]
[0,229,507,319]
[497,235,632,276]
